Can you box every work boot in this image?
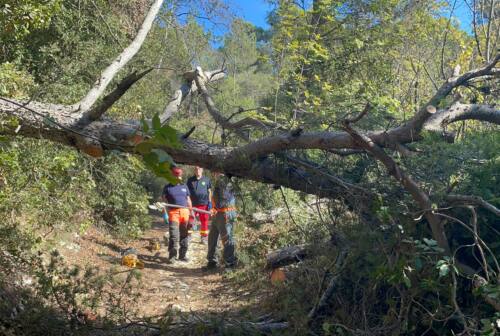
[202,261,217,271]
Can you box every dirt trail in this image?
[59,217,250,318]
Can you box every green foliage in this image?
[0,62,37,98]
[92,153,152,238]
[1,247,143,335]
[0,138,98,236]
[136,113,180,184]
[0,138,156,239]
[267,0,472,130]
[0,0,62,43]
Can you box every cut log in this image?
[251,208,284,224]
[266,244,309,269]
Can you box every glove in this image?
[207,201,212,211]
[162,211,169,224]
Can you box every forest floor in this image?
[58,215,259,320]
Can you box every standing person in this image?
[162,166,192,264]
[205,172,238,270]
[187,166,212,244]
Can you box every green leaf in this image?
[151,148,173,164]
[143,152,158,168]
[135,141,154,155]
[423,238,437,246]
[43,116,55,126]
[152,113,161,130]
[141,116,149,133]
[156,125,180,147]
[353,38,364,49]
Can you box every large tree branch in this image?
[0,98,368,205]
[389,54,499,141]
[445,194,500,217]
[341,121,452,254]
[18,54,492,165]
[425,103,500,132]
[191,67,367,202]
[159,69,225,123]
[71,0,164,113]
[194,67,286,134]
[1,56,498,201]
[3,95,499,165]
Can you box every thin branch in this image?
[466,206,490,280]
[445,194,500,217]
[193,66,285,133]
[79,68,153,125]
[307,232,349,325]
[342,120,451,254]
[343,103,371,124]
[440,0,458,79]
[470,0,484,57]
[90,0,124,49]
[485,0,495,62]
[434,212,500,274]
[278,186,302,234]
[422,63,439,90]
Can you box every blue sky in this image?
[227,0,472,32]
[229,0,274,28]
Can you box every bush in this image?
[92,152,153,238]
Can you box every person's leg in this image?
[207,213,221,265]
[168,210,181,260]
[179,224,189,259]
[168,221,179,259]
[196,205,209,243]
[188,211,196,234]
[178,209,190,260]
[220,211,237,267]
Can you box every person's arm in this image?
[208,179,213,200]
[186,186,192,209]
[207,182,213,210]
[161,185,167,202]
